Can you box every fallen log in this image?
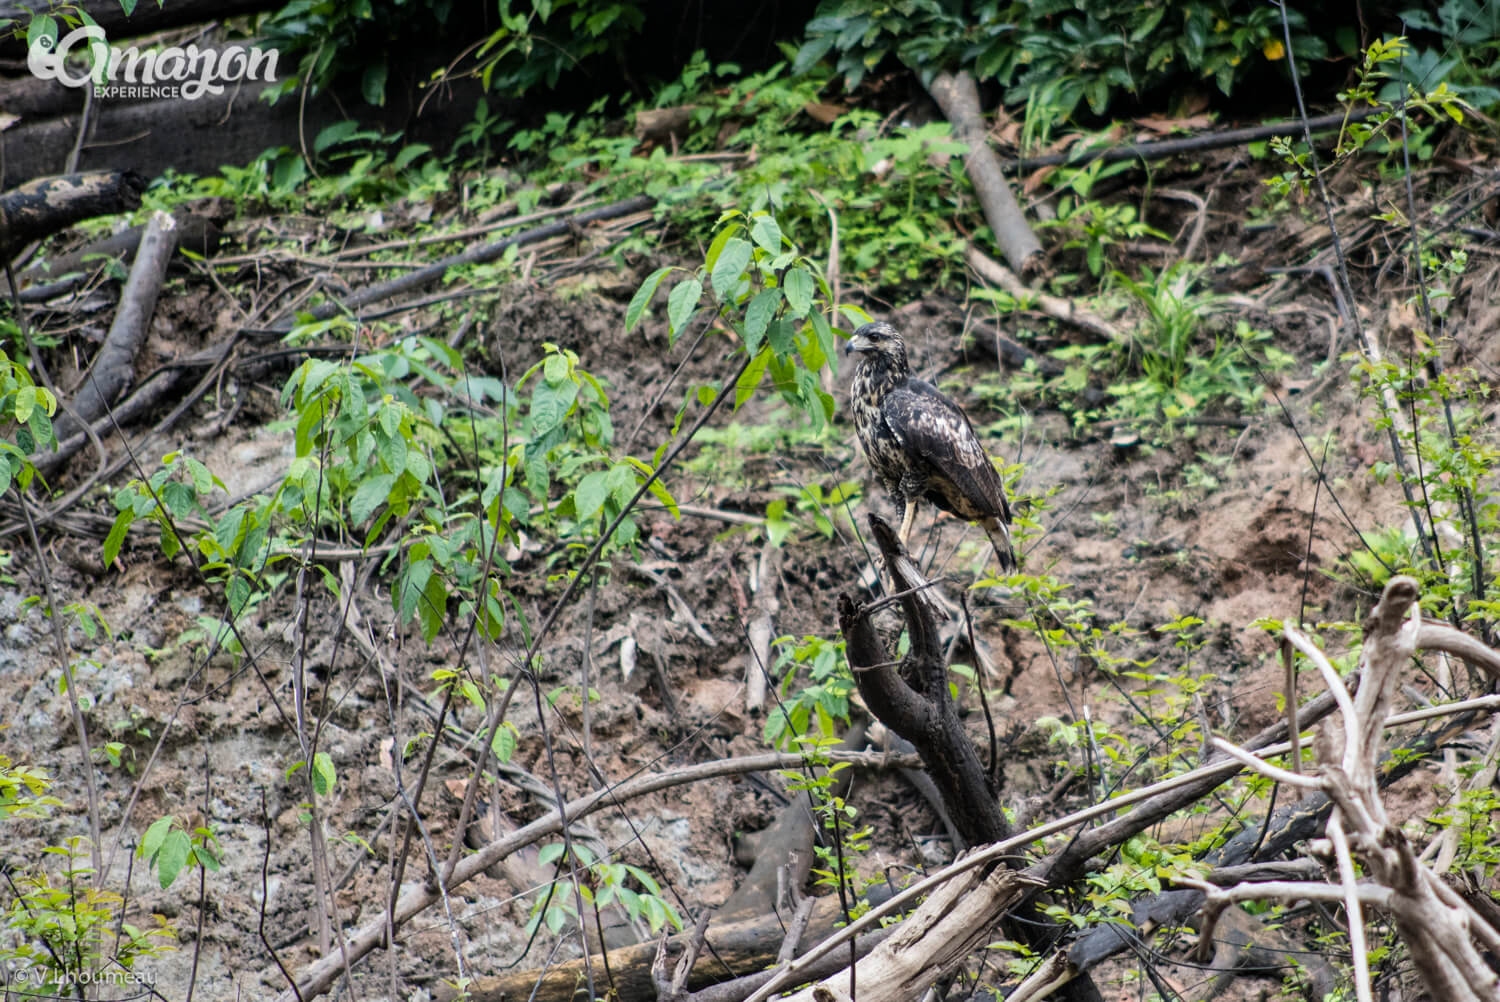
[20,200,228,292]
[926,70,1041,277]
[270,194,657,331]
[0,170,146,258]
[442,894,875,1002]
[45,210,178,445]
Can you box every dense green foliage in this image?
[258,0,647,103]
[795,0,1324,117]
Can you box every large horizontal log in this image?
[441,894,869,1002]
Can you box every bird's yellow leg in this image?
[898,500,918,549]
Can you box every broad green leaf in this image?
[419,573,446,643]
[491,723,517,762]
[312,751,337,797]
[141,815,173,860]
[574,470,611,524]
[26,15,56,52]
[361,62,387,106]
[767,317,796,358]
[350,473,396,525]
[667,278,701,338]
[529,380,577,436]
[703,224,737,276]
[185,457,218,494]
[194,843,221,871]
[13,385,35,424]
[811,311,837,377]
[750,215,783,253]
[710,237,752,300]
[398,558,433,622]
[103,511,133,567]
[735,348,771,410]
[626,266,672,331]
[783,267,815,316]
[378,432,408,475]
[742,288,781,355]
[157,830,191,888]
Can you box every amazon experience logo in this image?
[28,24,279,100]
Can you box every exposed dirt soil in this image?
[3,141,1498,1002]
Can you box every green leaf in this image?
[703,222,737,276]
[624,456,678,518]
[667,278,701,339]
[26,15,56,53]
[811,311,837,377]
[783,267,815,317]
[767,317,796,358]
[103,511,133,567]
[157,830,191,888]
[419,572,447,643]
[710,237,752,300]
[750,215,783,253]
[185,457,217,495]
[491,723,517,763]
[141,815,174,861]
[312,751,337,797]
[361,62,388,106]
[742,288,781,355]
[350,473,396,526]
[13,385,35,424]
[735,348,771,410]
[194,843,221,872]
[626,266,672,331]
[574,469,611,524]
[529,380,577,436]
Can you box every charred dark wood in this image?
[839,514,1008,847]
[0,170,146,259]
[1004,106,1384,171]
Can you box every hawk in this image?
[845,321,1016,571]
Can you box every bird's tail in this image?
[982,517,1017,573]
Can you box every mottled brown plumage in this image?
[845,321,1016,571]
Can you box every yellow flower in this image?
[1263,39,1285,60]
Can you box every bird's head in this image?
[843,321,907,365]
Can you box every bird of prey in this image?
[845,320,1016,571]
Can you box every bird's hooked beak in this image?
[843,331,874,356]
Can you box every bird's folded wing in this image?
[883,382,1011,521]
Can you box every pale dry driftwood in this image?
[442,894,865,1002]
[766,856,1042,1002]
[272,748,917,1002]
[744,540,780,711]
[926,71,1041,275]
[1203,577,1500,1002]
[966,245,1120,341]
